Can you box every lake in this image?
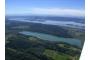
[19,31,81,47]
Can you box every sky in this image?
[6,0,85,17]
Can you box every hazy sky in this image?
[6,0,85,17]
